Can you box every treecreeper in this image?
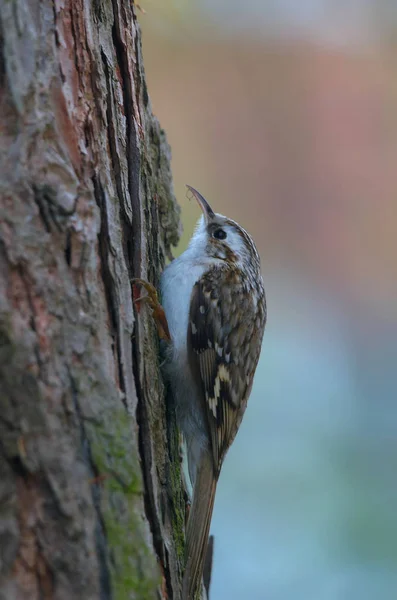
[135,185,266,599]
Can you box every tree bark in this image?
[0,2,183,599]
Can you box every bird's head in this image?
[186,185,261,273]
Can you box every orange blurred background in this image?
[140,3,397,599]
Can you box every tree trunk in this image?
[0,2,183,599]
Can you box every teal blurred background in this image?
[139,2,397,598]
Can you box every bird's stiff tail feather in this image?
[182,451,217,600]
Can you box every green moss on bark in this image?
[85,407,160,600]
[167,400,186,569]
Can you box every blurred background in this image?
[139,2,397,598]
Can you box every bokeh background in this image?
[139,2,397,599]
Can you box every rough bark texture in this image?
[0,1,183,599]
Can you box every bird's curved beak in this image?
[186,185,215,223]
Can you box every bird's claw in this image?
[131,278,171,342]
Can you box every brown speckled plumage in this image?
[189,263,266,473]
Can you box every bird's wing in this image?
[188,266,266,473]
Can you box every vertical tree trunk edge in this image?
[0,2,183,599]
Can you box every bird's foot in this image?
[131,278,171,342]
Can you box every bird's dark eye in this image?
[213,228,227,240]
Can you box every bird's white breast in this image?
[160,254,207,361]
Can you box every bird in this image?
[159,185,267,599]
